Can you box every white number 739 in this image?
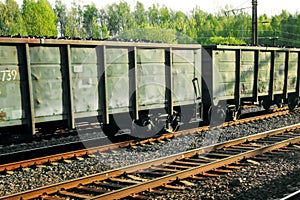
[0,70,18,82]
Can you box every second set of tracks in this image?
[2,121,300,199]
[0,106,293,173]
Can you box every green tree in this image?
[22,0,57,36]
[105,2,132,35]
[190,7,209,44]
[100,23,109,38]
[54,0,67,37]
[258,14,272,45]
[159,6,171,28]
[83,4,100,38]
[0,0,26,36]
[280,11,300,46]
[171,11,188,33]
[147,4,161,27]
[64,2,83,38]
[208,36,246,45]
[132,1,148,28]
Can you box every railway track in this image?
[281,189,300,200]
[0,137,114,165]
[3,123,300,200]
[0,106,294,173]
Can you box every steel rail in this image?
[2,123,300,200]
[280,189,300,200]
[93,127,300,199]
[0,140,132,172]
[0,132,181,172]
[0,106,292,173]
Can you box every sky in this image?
[15,0,299,16]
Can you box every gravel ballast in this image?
[1,112,300,196]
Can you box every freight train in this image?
[0,37,299,139]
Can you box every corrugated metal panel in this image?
[106,48,128,64]
[287,52,298,92]
[240,51,255,97]
[273,52,285,94]
[0,45,24,126]
[107,77,129,112]
[137,63,166,110]
[71,47,99,115]
[136,49,164,63]
[172,63,195,105]
[106,64,129,113]
[72,77,98,113]
[71,47,97,64]
[30,46,60,64]
[32,80,63,117]
[258,51,271,96]
[30,46,65,119]
[0,45,19,64]
[105,48,130,114]
[173,50,194,63]
[0,65,23,124]
[213,50,236,99]
[106,63,128,77]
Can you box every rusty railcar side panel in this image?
[173,49,195,63]
[136,48,165,63]
[287,52,298,93]
[273,51,286,94]
[136,49,166,110]
[172,49,201,106]
[70,47,100,118]
[257,51,271,96]
[212,50,236,100]
[106,48,129,64]
[0,45,25,127]
[105,47,130,114]
[240,51,255,98]
[30,46,66,122]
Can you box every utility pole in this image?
[252,0,258,46]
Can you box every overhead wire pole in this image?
[252,0,258,45]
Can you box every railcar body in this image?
[0,38,202,137]
[202,45,300,122]
[1,37,300,139]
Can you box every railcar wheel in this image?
[276,102,283,108]
[288,97,299,111]
[208,105,226,126]
[131,116,161,138]
[262,101,271,111]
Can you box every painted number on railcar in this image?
[0,70,18,82]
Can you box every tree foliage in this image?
[0,0,26,36]
[0,0,299,47]
[54,0,67,37]
[22,0,57,36]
